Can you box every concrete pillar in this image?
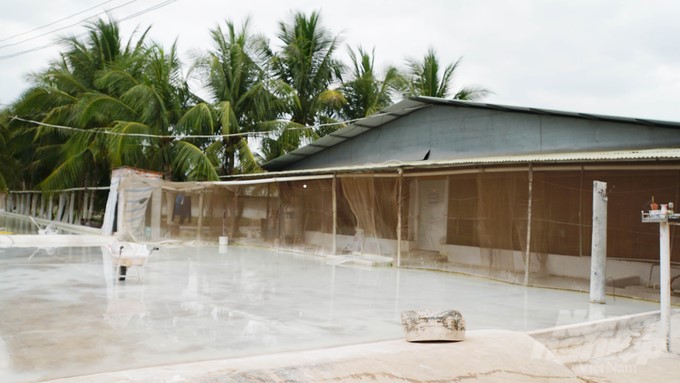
[117,189,126,235]
[39,194,45,218]
[81,190,89,222]
[332,175,337,255]
[88,190,95,220]
[660,221,672,351]
[68,191,75,224]
[31,193,38,216]
[589,181,608,304]
[397,169,403,267]
[151,187,162,241]
[47,195,53,220]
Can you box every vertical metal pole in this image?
[524,165,534,286]
[397,169,403,267]
[332,175,337,255]
[660,221,672,352]
[590,180,608,304]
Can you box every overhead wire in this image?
[0,0,119,44]
[0,0,141,50]
[0,0,179,60]
[9,114,370,139]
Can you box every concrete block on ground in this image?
[401,309,465,342]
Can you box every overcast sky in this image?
[1,0,679,121]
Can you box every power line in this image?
[9,113,379,140]
[0,0,141,50]
[10,115,316,139]
[0,0,119,44]
[0,0,179,60]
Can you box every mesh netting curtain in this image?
[340,177,398,240]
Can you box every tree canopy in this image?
[2,12,488,192]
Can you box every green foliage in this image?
[406,48,489,100]
[5,13,487,191]
[340,46,405,120]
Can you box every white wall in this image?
[441,244,680,288]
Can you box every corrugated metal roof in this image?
[228,148,680,180]
[262,96,680,171]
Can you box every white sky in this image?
[1,0,679,121]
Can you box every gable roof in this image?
[262,96,680,171]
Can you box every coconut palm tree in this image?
[10,18,153,191]
[0,110,18,191]
[191,19,283,176]
[13,18,218,189]
[92,41,217,181]
[261,11,345,161]
[406,48,489,100]
[340,46,404,120]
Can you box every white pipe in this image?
[590,181,608,304]
[660,221,672,352]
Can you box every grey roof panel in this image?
[262,96,680,171]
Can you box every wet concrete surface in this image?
[0,244,660,383]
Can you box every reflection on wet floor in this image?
[0,244,660,383]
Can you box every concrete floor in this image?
[0,242,662,383]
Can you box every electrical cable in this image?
[10,113,381,139]
[0,0,119,44]
[0,0,141,50]
[11,115,315,139]
[0,0,179,60]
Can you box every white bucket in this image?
[219,236,229,246]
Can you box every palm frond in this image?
[172,140,219,181]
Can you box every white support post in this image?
[524,165,534,285]
[660,221,672,352]
[39,194,45,218]
[151,187,162,241]
[117,189,126,235]
[47,195,53,220]
[68,191,75,224]
[88,190,95,220]
[31,193,38,216]
[397,169,404,267]
[590,181,608,304]
[81,190,89,222]
[332,175,337,255]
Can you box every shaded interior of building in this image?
[14,164,662,290]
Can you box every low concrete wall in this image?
[305,231,399,256]
[442,244,680,288]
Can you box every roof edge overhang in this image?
[226,148,680,183]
